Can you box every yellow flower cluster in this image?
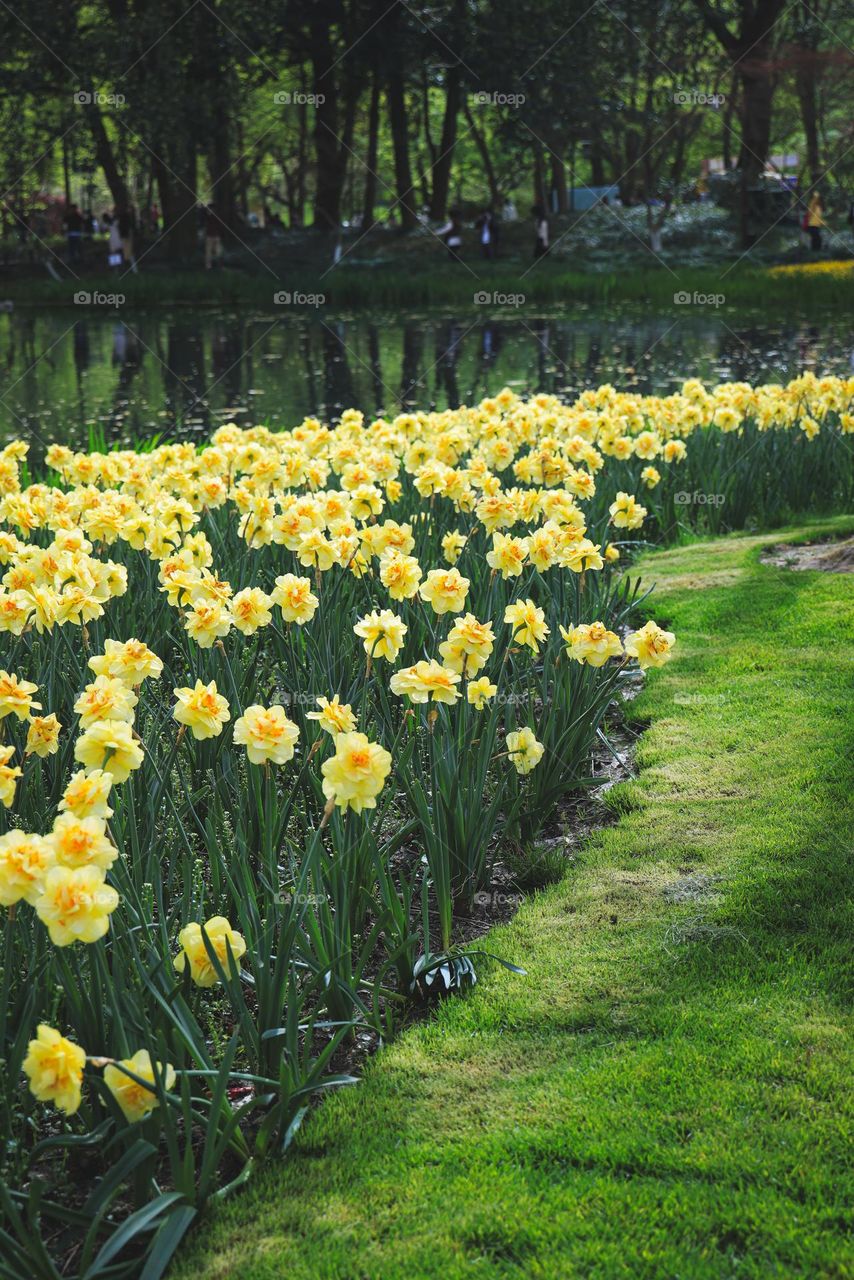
[0,378,845,661]
[23,1022,175,1123]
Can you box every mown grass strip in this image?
[4,264,853,313]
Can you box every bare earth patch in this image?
[761,537,854,574]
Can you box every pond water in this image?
[0,305,851,454]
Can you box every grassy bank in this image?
[173,516,854,1280]
[2,261,853,313]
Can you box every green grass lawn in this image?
[173,517,854,1280]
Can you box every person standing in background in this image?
[204,204,224,269]
[475,208,496,259]
[118,206,137,272]
[532,204,549,258]
[107,211,123,269]
[806,192,825,251]
[438,210,464,261]
[63,203,83,263]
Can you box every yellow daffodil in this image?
[35,864,119,946]
[230,587,273,635]
[23,1025,86,1115]
[559,621,623,666]
[624,620,676,670]
[233,704,299,765]
[174,916,247,987]
[353,609,407,662]
[503,599,550,653]
[608,491,647,530]
[0,745,22,808]
[307,695,357,736]
[60,769,114,819]
[74,719,144,782]
[25,713,62,758]
[438,614,495,676]
[505,727,545,775]
[272,573,319,625]
[0,670,40,720]
[173,680,230,740]
[88,638,163,687]
[419,567,470,615]
[0,829,54,906]
[321,731,392,814]
[467,677,497,710]
[47,813,116,873]
[104,1050,176,1123]
[74,676,138,728]
[379,551,422,601]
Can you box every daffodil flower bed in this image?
[0,375,851,1278]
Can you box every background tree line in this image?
[1,0,852,257]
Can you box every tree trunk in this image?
[362,72,381,228]
[550,151,567,213]
[463,99,500,206]
[721,71,738,168]
[429,66,461,220]
[153,146,199,262]
[589,139,605,187]
[533,143,547,209]
[387,73,417,230]
[691,0,785,209]
[89,110,131,211]
[795,62,821,184]
[210,124,239,234]
[62,134,72,207]
[736,62,776,183]
[311,24,346,231]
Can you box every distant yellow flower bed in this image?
[768,259,854,279]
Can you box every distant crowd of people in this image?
[56,201,232,272]
[7,182,853,275]
[437,202,551,262]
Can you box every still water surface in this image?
[0,305,850,454]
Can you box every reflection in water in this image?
[321,321,355,417]
[164,321,208,430]
[401,324,422,407]
[0,308,849,457]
